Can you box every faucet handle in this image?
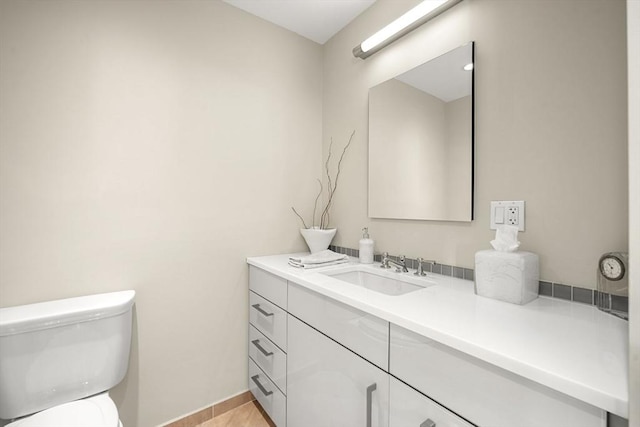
[380,252,390,269]
[414,257,424,276]
[414,258,435,276]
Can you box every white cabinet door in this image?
[287,315,389,427]
[389,324,606,427]
[389,377,473,427]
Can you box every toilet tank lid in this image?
[0,290,135,336]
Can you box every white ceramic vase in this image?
[300,228,337,254]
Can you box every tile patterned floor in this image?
[196,400,274,427]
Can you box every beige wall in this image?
[324,0,628,288]
[0,1,322,426]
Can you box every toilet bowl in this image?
[6,392,121,427]
[0,291,135,426]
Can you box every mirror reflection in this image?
[368,42,474,222]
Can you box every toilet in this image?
[0,290,135,426]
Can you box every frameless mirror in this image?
[368,42,474,221]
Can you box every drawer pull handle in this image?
[252,303,274,317]
[420,419,436,427]
[251,374,273,396]
[251,339,274,357]
[366,383,377,427]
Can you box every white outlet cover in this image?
[490,201,525,231]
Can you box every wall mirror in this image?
[368,42,474,221]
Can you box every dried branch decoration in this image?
[292,130,355,230]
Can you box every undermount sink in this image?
[322,265,433,296]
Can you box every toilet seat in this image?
[7,392,121,427]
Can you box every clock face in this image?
[599,255,625,281]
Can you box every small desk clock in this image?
[599,253,626,281]
[596,252,629,320]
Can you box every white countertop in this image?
[247,253,629,418]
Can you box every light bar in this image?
[353,0,463,59]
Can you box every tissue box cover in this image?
[474,250,539,305]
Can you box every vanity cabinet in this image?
[247,262,612,427]
[248,266,288,426]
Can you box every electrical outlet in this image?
[506,206,519,225]
[490,201,525,231]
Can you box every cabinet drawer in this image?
[249,358,286,427]
[389,324,606,427]
[249,266,287,309]
[249,324,287,394]
[389,377,472,427]
[288,282,388,370]
[249,291,287,351]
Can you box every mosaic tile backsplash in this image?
[328,245,628,314]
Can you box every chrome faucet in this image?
[380,252,409,273]
[414,257,436,276]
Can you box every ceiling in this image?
[223,0,377,45]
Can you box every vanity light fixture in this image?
[353,0,463,59]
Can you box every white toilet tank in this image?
[0,290,135,420]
